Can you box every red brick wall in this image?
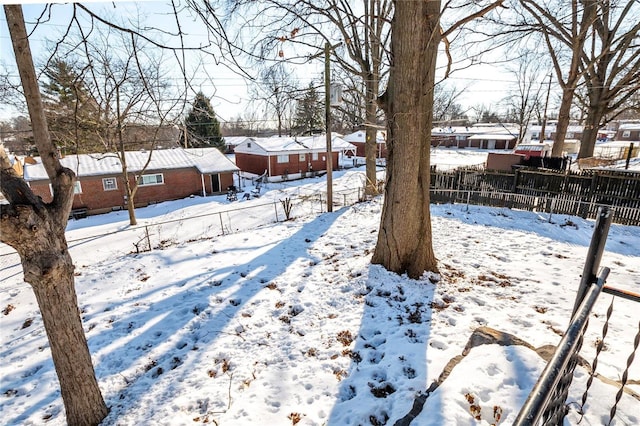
[133,168,203,206]
[28,168,235,215]
[268,152,339,177]
[236,152,339,177]
[235,153,269,176]
[351,142,387,158]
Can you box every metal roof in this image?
[23,147,239,181]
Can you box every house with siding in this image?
[615,123,640,142]
[223,136,253,153]
[234,135,356,181]
[529,123,585,143]
[431,124,521,149]
[23,147,239,216]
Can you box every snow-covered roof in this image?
[298,135,356,151]
[23,147,239,181]
[618,123,640,130]
[468,134,517,141]
[236,135,355,154]
[343,130,386,144]
[432,125,520,136]
[224,136,252,146]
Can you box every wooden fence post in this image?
[512,168,520,193]
[583,172,599,219]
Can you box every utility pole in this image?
[324,42,333,212]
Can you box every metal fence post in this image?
[572,206,613,316]
[513,268,610,426]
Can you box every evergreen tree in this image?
[184,92,224,150]
[41,59,100,154]
[293,83,324,135]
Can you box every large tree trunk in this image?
[579,102,606,159]
[372,0,439,279]
[1,202,109,426]
[2,6,108,425]
[551,86,577,157]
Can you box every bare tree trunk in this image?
[552,86,577,157]
[579,103,606,159]
[373,0,439,279]
[2,5,108,425]
[125,171,138,226]
[364,76,378,195]
[116,89,138,226]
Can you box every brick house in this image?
[343,130,387,158]
[234,135,356,181]
[23,147,239,216]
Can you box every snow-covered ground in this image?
[1,150,639,425]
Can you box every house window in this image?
[138,173,164,186]
[299,154,305,161]
[49,181,82,195]
[312,153,319,161]
[102,177,117,191]
[247,142,252,148]
[277,155,289,163]
[622,130,630,138]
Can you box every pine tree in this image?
[184,92,224,150]
[293,83,324,135]
[41,59,100,154]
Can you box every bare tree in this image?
[250,62,298,136]
[432,81,468,124]
[372,0,505,278]
[199,0,393,195]
[1,5,108,425]
[330,67,371,131]
[70,27,182,226]
[517,0,598,157]
[613,90,640,121]
[501,50,546,143]
[576,0,640,158]
[0,116,34,155]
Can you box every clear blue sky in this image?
[1,1,517,124]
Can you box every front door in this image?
[210,174,220,193]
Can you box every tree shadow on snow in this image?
[85,211,348,423]
[328,266,436,425]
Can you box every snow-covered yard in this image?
[1,155,639,426]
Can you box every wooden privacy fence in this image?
[430,167,640,226]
